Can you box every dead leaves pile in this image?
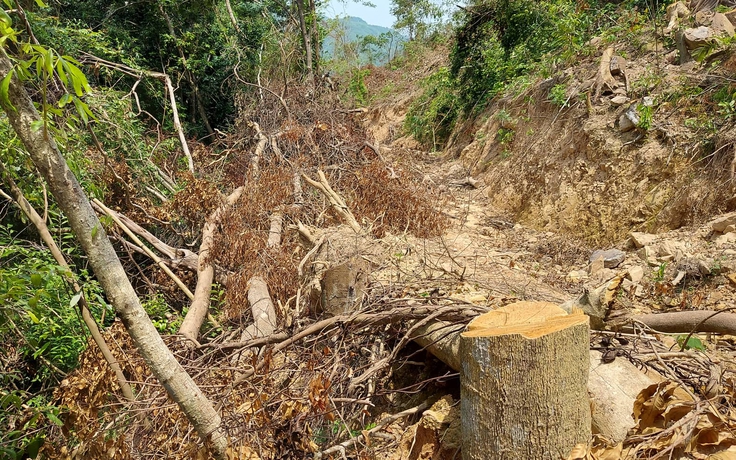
[571,380,736,459]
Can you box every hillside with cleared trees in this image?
[2,1,736,459]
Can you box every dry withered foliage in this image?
[43,287,478,460]
[168,173,223,226]
[46,77,459,459]
[569,370,736,460]
[340,160,450,238]
[42,322,134,460]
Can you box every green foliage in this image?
[142,294,181,334]
[348,67,370,105]
[0,390,62,460]
[0,234,109,381]
[42,0,273,135]
[653,262,667,282]
[637,103,653,131]
[549,83,568,107]
[390,0,443,41]
[450,0,616,111]
[676,334,706,351]
[405,67,458,150]
[714,86,736,120]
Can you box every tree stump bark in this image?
[460,301,591,460]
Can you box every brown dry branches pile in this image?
[42,291,482,459]
[43,79,455,458]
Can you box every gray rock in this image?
[619,107,640,132]
[710,212,736,233]
[684,27,713,50]
[610,95,629,106]
[712,13,735,37]
[590,249,626,268]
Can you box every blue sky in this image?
[325,0,395,29]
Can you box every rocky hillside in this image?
[374,3,736,246]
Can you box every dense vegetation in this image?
[406,0,652,149]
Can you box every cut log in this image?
[460,302,591,459]
[179,187,244,342]
[243,276,277,339]
[413,318,659,443]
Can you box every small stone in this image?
[622,278,636,292]
[610,55,627,76]
[642,96,655,107]
[619,107,640,132]
[709,290,724,304]
[698,260,712,276]
[710,212,736,233]
[627,265,644,283]
[589,256,605,276]
[610,95,629,106]
[712,13,735,37]
[590,249,626,268]
[567,270,588,283]
[657,240,687,262]
[695,10,715,26]
[630,232,657,248]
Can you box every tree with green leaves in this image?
[390,0,442,41]
[0,7,229,458]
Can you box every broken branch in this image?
[302,170,361,233]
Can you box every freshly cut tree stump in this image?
[460,301,591,460]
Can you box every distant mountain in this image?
[322,16,405,66]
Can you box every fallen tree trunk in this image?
[632,310,736,335]
[460,302,590,459]
[179,187,244,342]
[93,202,198,271]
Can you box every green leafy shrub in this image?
[405,67,458,149]
[450,0,614,112]
[142,294,182,334]
[549,83,569,107]
[348,68,371,105]
[0,236,108,382]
